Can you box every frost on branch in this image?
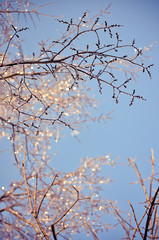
[0,154,116,239]
[0,1,153,166]
[110,149,159,240]
[0,1,154,239]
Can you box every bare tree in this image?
[0,1,157,239]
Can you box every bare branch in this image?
[36,174,58,217]
[143,187,159,240]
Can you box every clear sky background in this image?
[0,0,159,239]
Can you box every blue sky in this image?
[0,0,159,239]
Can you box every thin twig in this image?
[34,173,38,215]
[53,186,89,227]
[128,200,143,239]
[85,222,100,240]
[128,158,149,202]
[22,150,34,214]
[110,202,133,230]
[149,148,155,200]
[131,208,147,240]
[36,174,58,217]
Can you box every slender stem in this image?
[22,151,34,214]
[128,200,143,239]
[36,174,58,217]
